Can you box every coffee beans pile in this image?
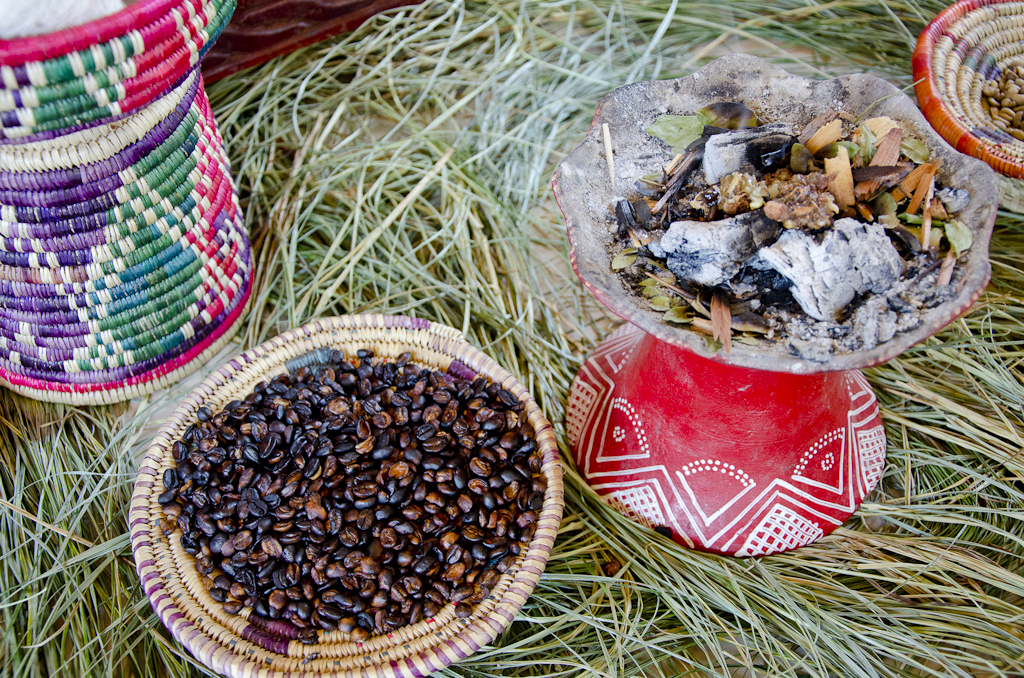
[157,349,546,642]
[983,62,1024,141]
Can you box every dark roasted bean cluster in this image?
[157,349,545,642]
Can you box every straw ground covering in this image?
[2,0,1023,676]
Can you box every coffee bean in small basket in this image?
[158,349,545,641]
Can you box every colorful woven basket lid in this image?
[0,1,250,405]
[0,0,236,142]
[914,0,1024,180]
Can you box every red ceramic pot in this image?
[554,55,998,556]
[567,324,885,555]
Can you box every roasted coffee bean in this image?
[163,350,546,640]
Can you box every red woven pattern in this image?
[913,0,1024,178]
[0,0,176,65]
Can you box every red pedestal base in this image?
[567,324,886,557]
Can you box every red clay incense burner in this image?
[552,55,998,557]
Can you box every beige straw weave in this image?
[914,0,1024,212]
[130,314,564,678]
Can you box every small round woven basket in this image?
[130,315,564,678]
[914,0,1024,212]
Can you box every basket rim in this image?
[0,0,203,67]
[0,0,233,143]
[128,314,565,678]
[913,0,1024,178]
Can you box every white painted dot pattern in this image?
[611,397,650,455]
[680,458,752,487]
[792,427,844,477]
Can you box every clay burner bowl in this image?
[553,54,998,557]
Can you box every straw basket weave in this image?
[130,315,565,678]
[0,0,251,405]
[914,0,1024,212]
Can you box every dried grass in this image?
[3,0,1023,676]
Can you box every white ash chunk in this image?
[752,218,903,321]
[849,297,899,350]
[936,187,969,214]
[702,123,796,185]
[658,211,781,287]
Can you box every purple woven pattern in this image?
[447,359,477,380]
[0,215,238,334]
[0,240,202,313]
[0,159,228,276]
[0,74,200,194]
[0,193,235,331]
[0,106,208,215]
[0,269,232,362]
[0,193,228,300]
[0,122,211,241]
[0,214,251,383]
[0,171,126,208]
[0,151,232,294]
[0,141,224,268]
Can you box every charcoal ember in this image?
[613,199,636,238]
[653,211,781,287]
[752,218,903,321]
[702,123,796,185]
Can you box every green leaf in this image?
[859,124,876,165]
[642,285,662,298]
[663,306,692,324]
[946,219,973,256]
[702,335,723,352]
[638,278,659,287]
[872,192,897,216]
[646,113,712,153]
[697,103,758,129]
[901,138,930,164]
[611,248,637,270]
[649,296,672,311]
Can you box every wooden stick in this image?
[856,127,903,199]
[799,110,839,145]
[825,145,855,208]
[663,153,684,175]
[603,123,615,185]
[921,180,935,250]
[900,161,938,199]
[711,290,732,353]
[937,250,957,286]
[805,119,842,154]
[907,165,938,215]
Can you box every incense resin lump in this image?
[157,350,546,642]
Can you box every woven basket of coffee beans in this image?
[130,314,564,678]
[914,0,1024,212]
